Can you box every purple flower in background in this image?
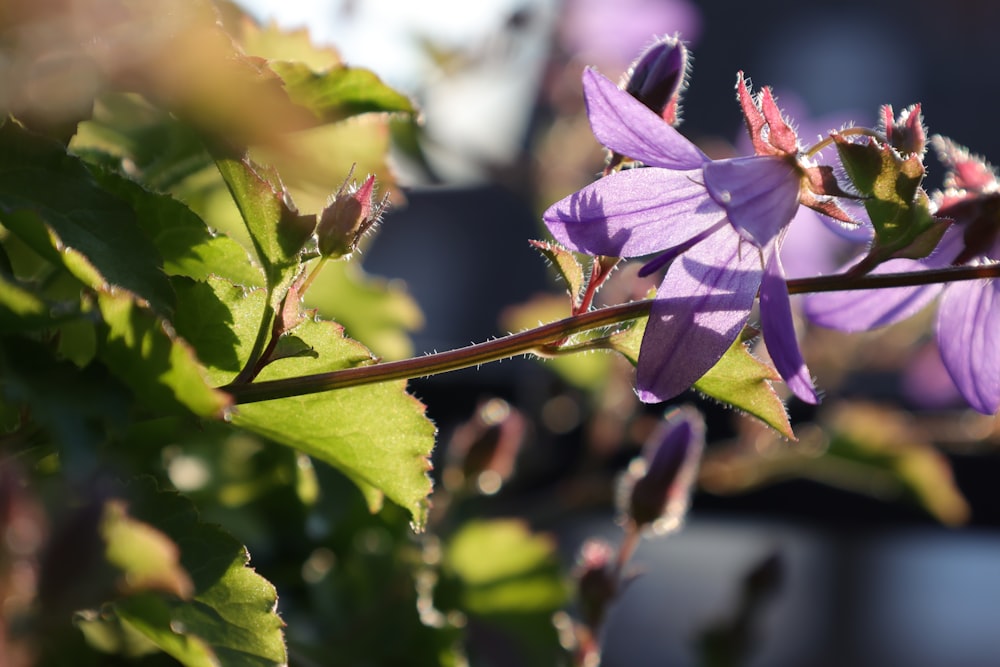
[544,66,854,404]
[560,0,702,73]
[806,137,1000,414]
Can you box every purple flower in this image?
[544,67,853,404]
[806,137,1000,414]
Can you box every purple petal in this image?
[804,256,944,331]
[702,156,801,248]
[759,249,818,404]
[582,68,708,170]
[636,225,761,403]
[543,167,726,258]
[936,278,1000,414]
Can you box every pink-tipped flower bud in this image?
[443,398,525,495]
[317,167,389,259]
[619,405,704,534]
[623,34,689,126]
[881,104,926,157]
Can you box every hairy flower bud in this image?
[623,34,688,126]
[316,167,389,259]
[882,103,926,157]
[619,406,704,534]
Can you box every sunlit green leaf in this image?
[529,240,586,306]
[0,119,175,316]
[172,276,269,387]
[231,317,435,529]
[834,134,948,265]
[213,155,314,293]
[96,290,231,418]
[111,478,286,667]
[85,164,264,287]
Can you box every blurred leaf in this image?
[821,403,969,524]
[0,273,78,333]
[237,20,342,70]
[0,336,130,471]
[701,402,969,525]
[231,317,435,529]
[610,319,793,438]
[101,500,194,599]
[442,520,568,667]
[0,119,175,316]
[529,240,585,306]
[304,259,423,361]
[501,293,611,390]
[271,61,416,122]
[96,290,231,418]
[110,478,286,667]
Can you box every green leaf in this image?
[172,276,269,387]
[834,134,948,266]
[0,273,78,332]
[271,61,416,123]
[610,319,794,439]
[110,478,287,667]
[96,290,232,418]
[213,155,314,293]
[84,163,264,287]
[0,119,176,316]
[529,240,585,306]
[231,317,435,529]
[101,499,194,599]
[440,520,568,667]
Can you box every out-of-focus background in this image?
[235,2,1000,665]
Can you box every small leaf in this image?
[529,240,586,306]
[96,290,232,418]
[0,119,175,316]
[231,317,436,529]
[270,61,416,123]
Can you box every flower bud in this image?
[881,103,926,157]
[316,167,389,259]
[623,35,688,126]
[619,406,704,534]
[443,398,525,495]
[574,539,617,630]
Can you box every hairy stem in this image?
[222,262,1000,404]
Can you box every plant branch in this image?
[222,262,1000,404]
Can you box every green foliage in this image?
[834,134,949,268]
